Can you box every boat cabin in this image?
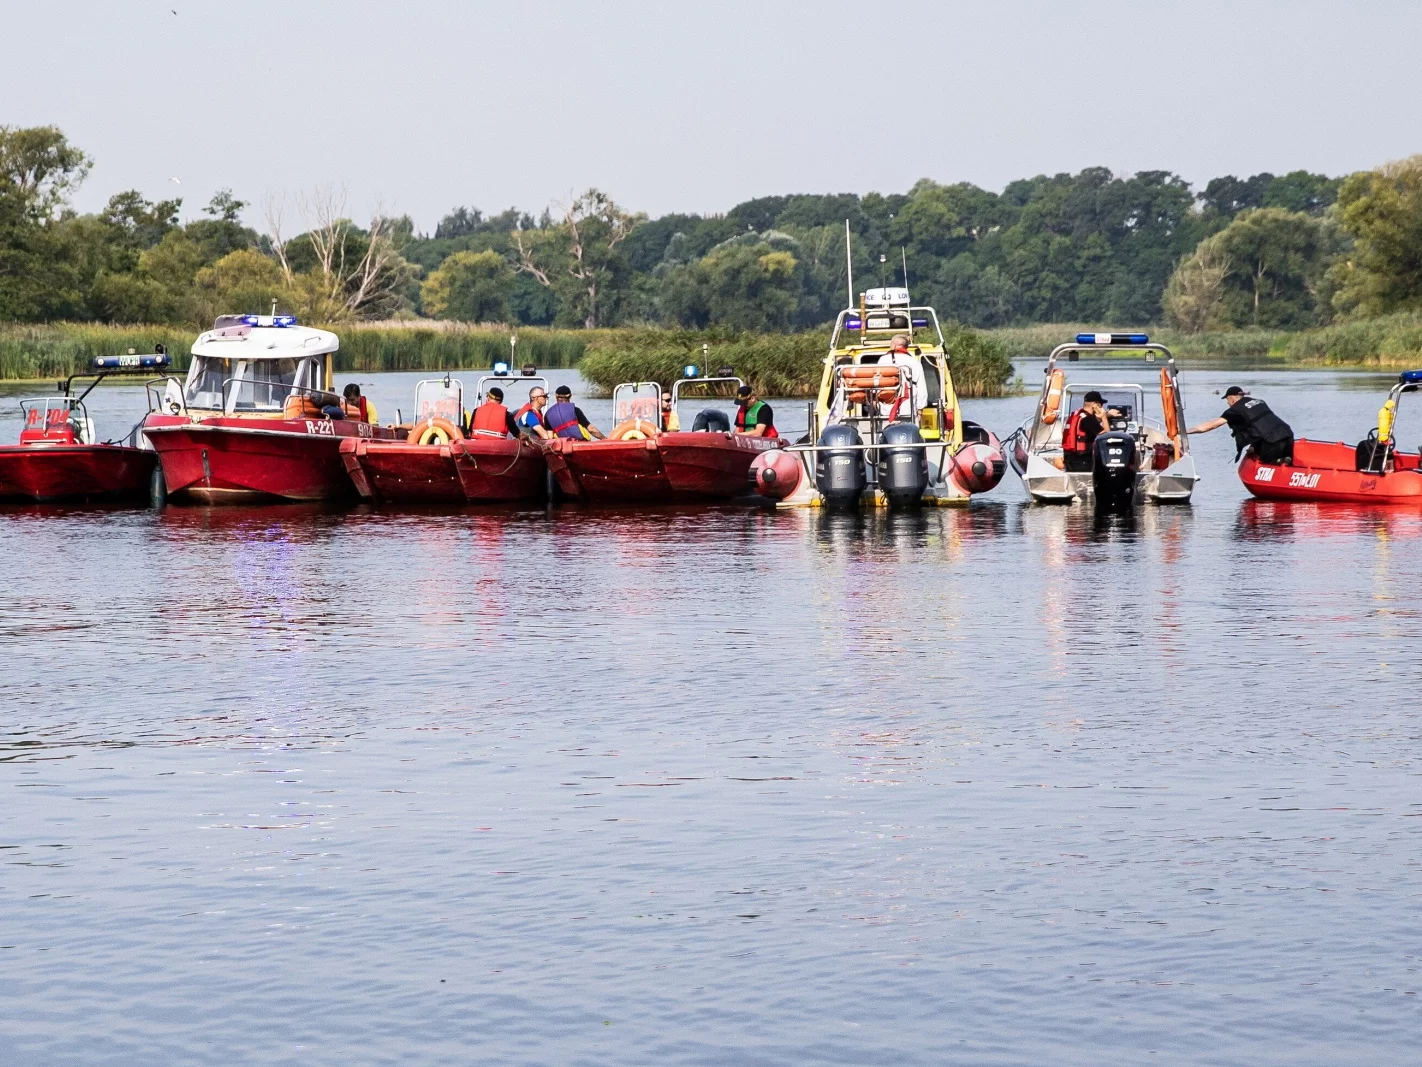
[819,287,960,446]
[174,315,338,416]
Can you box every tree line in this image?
[2,124,1419,335]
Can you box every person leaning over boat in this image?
[1187,386,1294,464]
[514,387,554,440]
[544,385,606,440]
[470,387,520,438]
[734,385,778,437]
[1061,390,1113,471]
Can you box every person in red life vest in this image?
[734,385,778,438]
[340,382,377,423]
[514,387,554,439]
[1061,390,1113,471]
[469,386,520,437]
[543,385,606,440]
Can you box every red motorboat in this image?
[0,355,167,504]
[1239,371,1422,504]
[546,376,781,504]
[340,373,549,505]
[143,315,398,504]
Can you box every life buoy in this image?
[609,418,658,441]
[842,365,902,404]
[408,417,465,446]
[1041,369,1065,425]
[1159,368,1180,439]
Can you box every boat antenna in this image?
[270,298,277,317]
[901,247,909,290]
[844,219,854,308]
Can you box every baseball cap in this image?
[1223,386,1245,397]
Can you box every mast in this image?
[845,219,854,308]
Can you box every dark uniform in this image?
[1222,396,1293,464]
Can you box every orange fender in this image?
[1041,369,1066,425]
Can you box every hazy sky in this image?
[7,0,1421,232]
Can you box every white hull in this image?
[1014,451,1198,504]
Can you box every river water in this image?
[2,365,1420,1065]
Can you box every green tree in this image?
[0,125,91,320]
[661,234,807,330]
[513,189,644,327]
[1329,156,1422,318]
[420,249,514,321]
[1162,240,1231,333]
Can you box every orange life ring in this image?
[408,417,465,445]
[1041,369,1066,425]
[1160,367,1180,439]
[609,418,658,441]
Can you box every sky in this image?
[5,0,1421,233]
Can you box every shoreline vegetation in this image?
[5,316,1422,394]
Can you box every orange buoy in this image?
[1041,369,1066,424]
[408,418,465,445]
[608,418,658,441]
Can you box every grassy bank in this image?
[984,315,1422,369]
[0,320,1017,397]
[577,324,1015,398]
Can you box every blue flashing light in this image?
[240,314,261,326]
[683,364,699,378]
[238,313,298,327]
[911,318,928,327]
[272,314,297,327]
[1076,332,1150,345]
[94,353,172,370]
[844,318,863,330]
[493,361,510,376]
[1400,370,1422,384]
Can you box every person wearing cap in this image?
[469,386,520,438]
[734,385,777,438]
[514,386,553,439]
[1061,390,1114,470]
[1187,386,1294,464]
[543,385,605,441]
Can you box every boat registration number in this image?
[1288,472,1320,488]
[304,420,335,436]
[1254,466,1275,481]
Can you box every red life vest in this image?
[471,401,509,437]
[1062,408,1089,452]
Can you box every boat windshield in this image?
[231,358,303,411]
[184,357,231,409]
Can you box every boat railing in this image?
[218,377,339,415]
[829,305,946,351]
[669,376,743,429]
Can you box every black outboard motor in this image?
[876,422,929,507]
[815,423,866,508]
[1091,431,1138,509]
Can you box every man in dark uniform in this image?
[1187,386,1294,464]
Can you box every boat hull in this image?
[452,436,548,503]
[1239,440,1422,503]
[144,415,390,504]
[0,445,157,503]
[340,438,464,505]
[1013,449,1197,504]
[548,432,779,503]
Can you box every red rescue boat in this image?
[340,372,549,505]
[143,315,398,504]
[0,355,165,504]
[546,376,781,504]
[1239,371,1422,504]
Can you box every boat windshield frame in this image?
[18,396,91,444]
[670,375,744,429]
[611,381,662,426]
[476,373,550,408]
[178,353,326,414]
[829,305,946,352]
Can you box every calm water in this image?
[2,366,1421,1065]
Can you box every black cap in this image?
[736,385,753,397]
[555,385,572,397]
[1083,390,1104,403]
[1223,386,1245,397]
[487,386,504,402]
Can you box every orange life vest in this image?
[471,401,509,437]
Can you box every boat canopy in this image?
[192,316,338,361]
[182,316,337,413]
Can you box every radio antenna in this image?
[844,219,854,308]
[901,247,909,290]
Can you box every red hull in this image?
[452,436,548,503]
[144,414,394,504]
[0,445,157,503]
[340,438,464,505]
[547,432,780,503]
[1239,439,1422,504]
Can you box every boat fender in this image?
[609,418,658,441]
[691,408,731,433]
[749,449,802,500]
[408,418,464,446]
[1041,369,1065,425]
[1378,399,1396,443]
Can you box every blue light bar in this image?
[844,318,862,330]
[1401,370,1422,384]
[1076,332,1150,345]
[273,314,297,327]
[493,361,510,376]
[94,353,172,370]
[239,314,298,327]
[911,318,928,327]
[683,364,699,378]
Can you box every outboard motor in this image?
[876,422,929,507]
[1091,431,1138,509]
[814,423,866,509]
